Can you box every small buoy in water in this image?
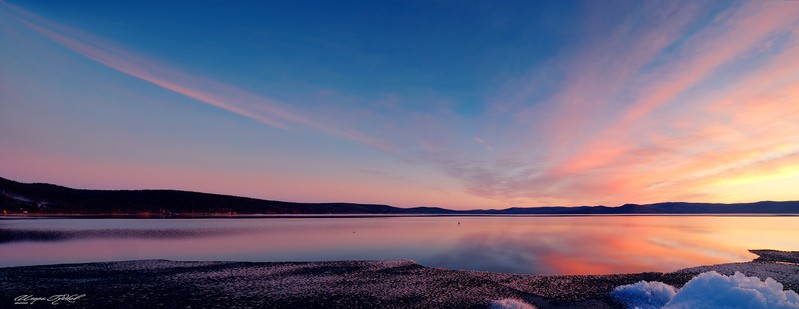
[457,221,460,225]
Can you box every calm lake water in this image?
[1,216,798,275]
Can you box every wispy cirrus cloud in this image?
[1,1,401,156]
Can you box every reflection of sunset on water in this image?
[423,216,767,274]
[2,216,797,275]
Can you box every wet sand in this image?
[1,250,796,308]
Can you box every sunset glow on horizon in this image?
[2,0,799,209]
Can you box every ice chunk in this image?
[612,280,677,309]
[489,298,536,309]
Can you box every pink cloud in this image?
[491,2,799,205]
[531,1,704,158]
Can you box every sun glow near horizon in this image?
[2,0,799,209]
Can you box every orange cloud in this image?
[492,2,799,206]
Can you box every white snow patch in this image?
[612,280,677,309]
[613,271,799,309]
[664,271,799,309]
[489,298,536,309]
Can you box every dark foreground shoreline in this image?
[1,250,797,308]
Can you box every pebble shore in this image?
[1,250,796,308]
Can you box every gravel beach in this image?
[1,250,797,308]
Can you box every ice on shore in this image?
[489,298,536,309]
[613,271,799,309]
[611,280,676,309]
[665,271,799,309]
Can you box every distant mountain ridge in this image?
[2,177,798,216]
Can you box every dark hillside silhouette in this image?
[2,177,798,215]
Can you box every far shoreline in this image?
[4,213,799,219]
[5,177,799,218]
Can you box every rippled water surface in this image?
[2,216,798,274]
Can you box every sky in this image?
[2,0,799,210]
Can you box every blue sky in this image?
[3,0,799,209]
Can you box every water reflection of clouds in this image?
[0,228,248,243]
[427,233,547,274]
[426,217,761,274]
[1,217,796,274]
